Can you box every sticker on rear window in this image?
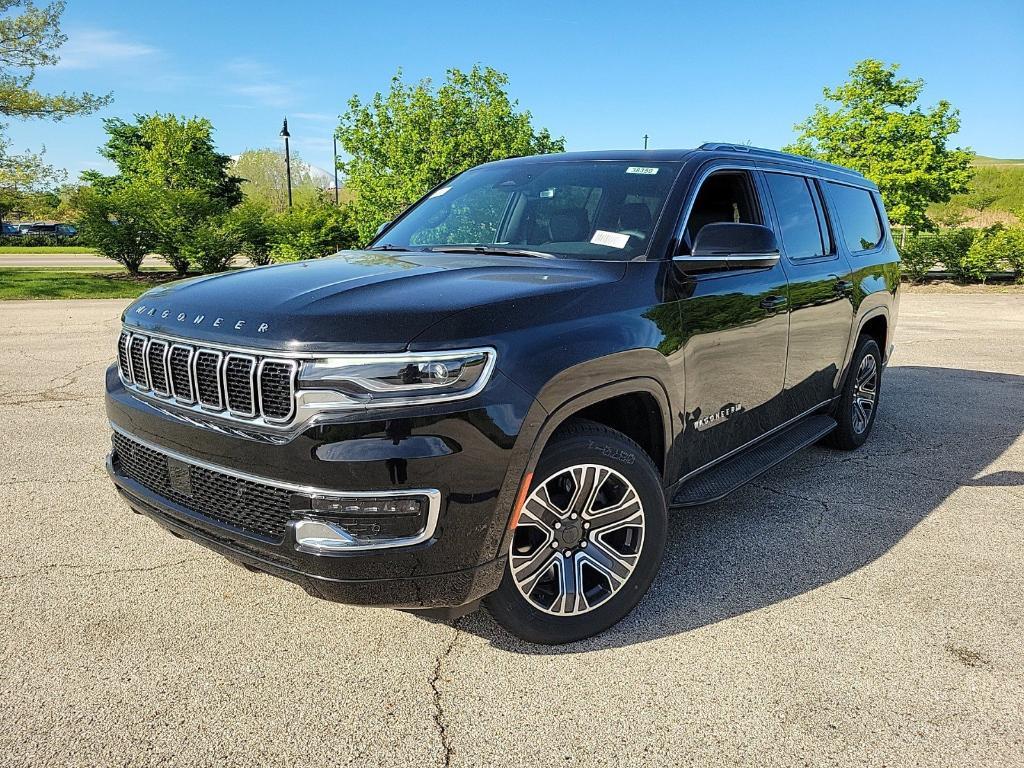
[626,166,659,175]
[429,186,451,198]
[591,230,630,249]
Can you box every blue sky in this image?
[8,0,1023,180]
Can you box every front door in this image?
[674,168,791,473]
[761,170,855,416]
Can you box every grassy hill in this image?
[929,155,1024,227]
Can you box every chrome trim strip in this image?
[108,422,441,553]
[119,325,321,358]
[128,333,149,389]
[223,352,258,418]
[257,358,298,423]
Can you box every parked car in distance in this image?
[105,144,900,644]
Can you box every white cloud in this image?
[224,57,297,108]
[56,28,159,70]
[293,112,336,123]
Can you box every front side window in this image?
[765,173,829,260]
[375,160,681,261]
[827,183,884,252]
[682,171,761,252]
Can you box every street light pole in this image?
[333,134,339,206]
[280,117,293,209]
[643,134,649,150]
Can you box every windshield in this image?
[371,160,681,261]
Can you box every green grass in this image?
[0,268,177,300]
[0,245,98,254]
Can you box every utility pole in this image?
[333,134,339,206]
[279,117,293,209]
[643,134,649,150]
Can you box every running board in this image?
[670,414,837,507]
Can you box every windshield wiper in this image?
[426,245,554,259]
[366,244,412,251]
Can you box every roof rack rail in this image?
[697,143,864,177]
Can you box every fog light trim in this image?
[291,488,441,554]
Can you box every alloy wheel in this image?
[852,353,878,434]
[510,464,645,616]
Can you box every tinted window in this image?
[827,183,883,252]
[683,172,761,252]
[376,160,680,261]
[765,173,827,260]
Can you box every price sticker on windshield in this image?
[591,230,630,249]
[626,166,659,175]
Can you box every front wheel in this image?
[485,420,667,644]
[826,335,882,450]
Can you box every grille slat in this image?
[224,354,256,416]
[129,335,149,389]
[194,350,224,410]
[112,432,291,540]
[147,340,170,395]
[118,329,296,426]
[259,360,296,422]
[117,331,132,381]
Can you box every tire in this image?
[485,419,667,644]
[825,335,882,450]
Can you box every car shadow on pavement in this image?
[454,365,1024,653]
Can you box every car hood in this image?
[122,250,626,352]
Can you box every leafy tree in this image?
[0,1,110,120]
[337,65,564,242]
[75,184,157,275]
[232,147,322,211]
[82,114,242,273]
[180,215,239,274]
[226,198,276,266]
[786,60,973,235]
[84,114,241,205]
[0,1,111,224]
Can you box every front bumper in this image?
[105,363,536,609]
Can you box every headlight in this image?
[297,348,496,407]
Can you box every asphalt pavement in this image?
[0,291,1021,767]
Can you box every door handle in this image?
[759,294,788,311]
[833,279,855,295]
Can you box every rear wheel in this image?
[826,336,882,450]
[485,420,666,644]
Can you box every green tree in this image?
[337,65,565,243]
[75,184,157,275]
[82,114,242,274]
[84,114,241,204]
[232,147,322,211]
[0,1,111,224]
[786,60,973,236]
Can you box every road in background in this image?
[1,292,1022,767]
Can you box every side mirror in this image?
[374,220,392,237]
[674,223,780,272]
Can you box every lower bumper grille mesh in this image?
[111,432,292,541]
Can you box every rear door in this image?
[761,170,855,416]
[674,166,791,472]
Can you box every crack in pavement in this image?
[429,619,462,768]
[0,556,203,583]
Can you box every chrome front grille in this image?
[117,329,297,426]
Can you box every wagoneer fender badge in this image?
[694,403,744,431]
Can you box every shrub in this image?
[180,218,240,274]
[152,188,226,276]
[226,199,275,266]
[967,227,1024,283]
[903,228,978,282]
[0,233,82,247]
[898,236,941,282]
[75,185,157,275]
[269,198,358,262]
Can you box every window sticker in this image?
[429,186,451,198]
[626,166,659,175]
[591,230,630,249]
[539,188,555,198]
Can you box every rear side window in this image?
[764,172,829,260]
[827,183,883,252]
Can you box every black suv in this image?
[106,144,900,644]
